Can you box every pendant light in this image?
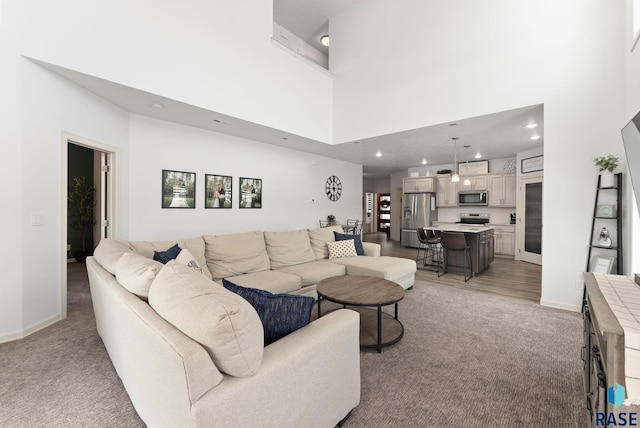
[451,137,460,182]
[463,145,471,186]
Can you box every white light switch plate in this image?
[31,212,44,226]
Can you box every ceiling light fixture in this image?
[320,35,330,47]
[376,151,382,157]
[421,159,427,165]
[475,152,482,159]
[530,135,541,140]
[463,145,471,186]
[150,102,163,109]
[526,123,538,129]
[451,137,460,183]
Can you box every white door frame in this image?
[516,173,543,265]
[60,132,118,318]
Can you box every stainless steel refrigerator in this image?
[401,193,437,248]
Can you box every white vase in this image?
[600,170,615,188]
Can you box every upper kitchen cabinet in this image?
[459,175,488,190]
[488,174,516,207]
[436,176,459,207]
[403,177,435,193]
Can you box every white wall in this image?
[15,0,333,144]
[128,115,362,241]
[330,0,627,310]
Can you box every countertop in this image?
[425,224,494,233]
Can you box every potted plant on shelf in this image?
[327,214,337,226]
[593,155,619,188]
[68,176,96,262]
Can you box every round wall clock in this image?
[325,175,342,201]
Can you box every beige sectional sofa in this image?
[86,225,416,427]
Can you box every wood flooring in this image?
[363,232,542,304]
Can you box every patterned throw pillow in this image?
[327,239,358,259]
[153,243,182,264]
[333,231,364,256]
[222,279,315,346]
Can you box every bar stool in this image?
[416,228,441,270]
[438,231,472,282]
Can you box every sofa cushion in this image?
[115,252,164,299]
[264,230,316,269]
[277,261,346,286]
[329,256,417,282]
[175,248,204,274]
[153,243,182,264]
[224,270,302,294]
[333,232,365,256]
[222,279,315,346]
[93,239,135,275]
[204,231,271,279]
[308,225,344,260]
[327,240,358,259]
[148,261,264,377]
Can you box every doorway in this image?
[517,175,543,265]
[377,193,391,233]
[61,132,118,318]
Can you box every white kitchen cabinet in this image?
[492,224,515,255]
[459,175,488,190]
[436,177,459,207]
[403,177,435,193]
[488,174,516,207]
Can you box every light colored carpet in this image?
[0,263,584,427]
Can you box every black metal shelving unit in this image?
[586,172,623,275]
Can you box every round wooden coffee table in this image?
[317,275,405,353]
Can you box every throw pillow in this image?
[148,261,264,377]
[222,279,315,346]
[327,239,358,259]
[153,243,182,264]
[333,231,365,256]
[115,252,164,299]
[175,248,203,274]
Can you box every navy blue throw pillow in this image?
[222,279,315,346]
[153,244,182,264]
[333,232,364,256]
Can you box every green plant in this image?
[68,177,96,254]
[437,169,452,174]
[327,214,336,223]
[593,155,619,173]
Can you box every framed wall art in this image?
[521,155,543,174]
[239,177,262,209]
[205,174,232,208]
[162,169,196,208]
[590,254,615,274]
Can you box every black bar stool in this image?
[438,231,472,282]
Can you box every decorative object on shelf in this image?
[521,155,544,173]
[162,169,196,209]
[458,160,489,175]
[239,177,262,209]
[451,137,460,183]
[205,174,232,209]
[593,155,619,188]
[598,227,612,247]
[503,158,516,172]
[327,214,336,226]
[597,204,616,218]
[325,175,342,201]
[436,169,452,175]
[590,254,615,273]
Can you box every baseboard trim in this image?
[0,314,62,344]
[540,300,581,313]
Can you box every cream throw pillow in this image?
[327,239,358,259]
[115,252,163,299]
[148,261,264,377]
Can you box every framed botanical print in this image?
[162,169,196,208]
[205,174,232,208]
[239,177,262,209]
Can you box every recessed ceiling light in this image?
[526,123,538,129]
[353,141,360,144]
[530,135,541,140]
[150,102,163,109]
[212,118,229,124]
[320,35,330,47]
[448,123,458,127]
[475,153,482,159]
[282,137,288,140]
[376,151,382,157]
[421,159,427,165]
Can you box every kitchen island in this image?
[425,224,495,275]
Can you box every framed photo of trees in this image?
[162,169,196,208]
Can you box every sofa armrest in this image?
[363,241,381,256]
[192,309,361,428]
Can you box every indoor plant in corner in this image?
[68,176,96,262]
[593,155,619,188]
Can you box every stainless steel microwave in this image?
[458,191,488,206]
